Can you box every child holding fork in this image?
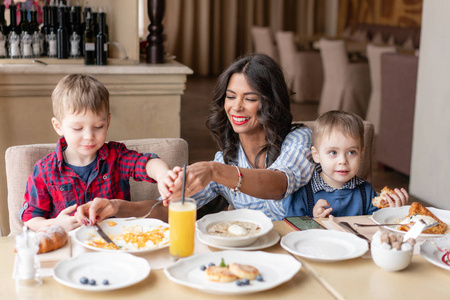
[20,74,174,232]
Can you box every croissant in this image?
[37,225,68,253]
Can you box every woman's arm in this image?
[171,162,288,200]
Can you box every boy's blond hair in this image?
[313,110,364,148]
[52,74,110,121]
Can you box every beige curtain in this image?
[144,0,327,75]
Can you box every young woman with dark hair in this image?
[170,53,315,220]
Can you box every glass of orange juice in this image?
[169,197,197,258]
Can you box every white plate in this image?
[196,209,273,247]
[420,236,450,271]
[74,218,169,253]
[164,250,301,295]
[53,252,151,291]
[371,206,450,238]
[280,230,369,261]
[197,229,280,250]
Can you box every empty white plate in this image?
[281,229,368,261]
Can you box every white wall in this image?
[409,0,450,209]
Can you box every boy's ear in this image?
[107,113,111,128]
[311,146,321,163]
[360,146,365,158]
[51,117,64,136]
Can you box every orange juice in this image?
[169,198,197,258]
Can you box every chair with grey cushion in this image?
[5,138,189,236]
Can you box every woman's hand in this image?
[313,199,333,218]
[386,188,409,207]
[75,198,119,226]
[168,162,214,201]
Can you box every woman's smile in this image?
[231,115,250,125]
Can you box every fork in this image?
[124,200,163,221]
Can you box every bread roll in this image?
[37,225,68,254]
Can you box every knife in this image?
[337,220,371,244]
[403,220,439,242]
[93,224,120,249]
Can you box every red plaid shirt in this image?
[20,137,157,221]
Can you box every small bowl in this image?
[195,209,273,247]
[371,243,413,272]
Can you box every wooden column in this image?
[146,0,165,64]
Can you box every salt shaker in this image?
[15,226,42,287]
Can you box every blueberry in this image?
[102,279,109,285]
[200,265,207,271]
[242,278,250,285]
[79,277,89,284]
[208,262,215,267]
[256,275,264,281]
[236,280,243,286]
[89,279,96,285]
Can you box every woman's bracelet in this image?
[229,165,242,195]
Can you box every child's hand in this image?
[313,199,333,218]
[156,168,178,204]
[55,204,80,232]
[75,198,118,226]
[386,188,409,207]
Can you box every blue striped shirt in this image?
[193,126,314,220]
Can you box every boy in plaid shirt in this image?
[20,74,174,232]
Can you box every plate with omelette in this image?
[74,218,170,253]
[371,202,450,238]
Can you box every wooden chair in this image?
[5,138,189,236]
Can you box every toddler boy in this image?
[284,110,408,218]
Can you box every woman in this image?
[75,53,314,223]
[168,53,314,220]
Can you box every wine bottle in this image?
[41,2,50,56]
[19,5,29,35]
[8,3,20,58]
[47,0,58,58]
[80,3,91,56]
[57,3,68,59]
[28,7,38,34]
[9,3,20,36]
[83,12,95,65]
[69,5,81,58]
[96,9,107,65]
[0,4,7,58]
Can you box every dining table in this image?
[1,215,449,300]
